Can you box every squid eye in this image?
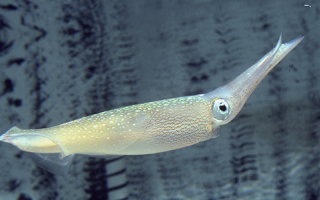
[212,99,230,120]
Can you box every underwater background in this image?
[0,0,319,199]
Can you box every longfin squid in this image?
[0,33,304,175]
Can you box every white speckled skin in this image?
[2,96,217,157]
[0,34,304,161]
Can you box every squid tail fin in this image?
[1,126,74,176]
[27,152,74,176]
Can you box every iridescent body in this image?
[7,97,215,157]
[0,34,304,175]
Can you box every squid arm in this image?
[0,33,304,176]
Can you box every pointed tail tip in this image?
[0,132,8,141]
[0,126,22,142]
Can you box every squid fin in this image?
[26,152,74,176]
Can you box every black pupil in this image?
[219,104,227,112]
